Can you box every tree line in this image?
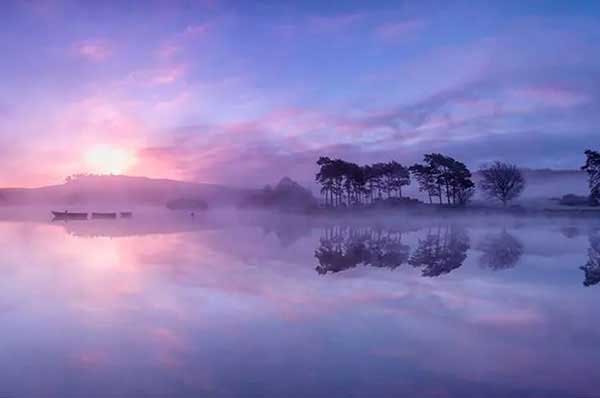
[316,153,519,207]
[315,157,410,207]
[314,223,600,287]
[316,149,600,208]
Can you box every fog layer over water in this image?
[1,210,599,397]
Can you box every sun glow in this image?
[84,145,136,175]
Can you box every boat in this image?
[120,212,133,218]
[91,212,117,219]
[52,211,88,220]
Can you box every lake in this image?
[1,211,599,397]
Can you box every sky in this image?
[1,0,599,188]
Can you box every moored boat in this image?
[52,211,88,220]
[92,212,117,219]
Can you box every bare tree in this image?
[479,161,525,206]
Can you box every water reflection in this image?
[581,227,600,286]
[477,230,524,270]
[408,225,470,277]
[2,214,600,397]
[314,226,410,274]
[41,214,600,289]
[314,224,472,277]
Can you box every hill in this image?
[0,175,253,207]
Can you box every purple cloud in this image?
[73,39,113,62]
[374,19,426,42]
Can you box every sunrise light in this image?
[84,145,136,175]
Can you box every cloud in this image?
[308,12,366,32]
[507,86,590,109]
[128,64,186,85]
[74,39,113,62]
[183,24,209,38]
[374,19,425,42]
[133,61,600,186]
[155,22,213,61]
[156,42,182,60]
[3,6,600,188]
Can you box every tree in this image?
[316,157,334,207]
[408,225,470,277]
[315,226,409,274]
[580,227,600,287]
[410,153,474,206]
[409,164,440,204]
[316,158,412,208]
[449,159,475,206]
[478,230,524,270]
[479,161,525,206]
[581,150,600,206]
[372,163,388,200]
[386,161,411,198]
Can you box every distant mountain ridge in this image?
[0,175,254,207]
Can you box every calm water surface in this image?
[1,212,599,397]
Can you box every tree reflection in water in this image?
[408,225,470,277]
[315,226,410,274]
[477,230,524,270]
[314,222,600,285]
[581,227,600,287]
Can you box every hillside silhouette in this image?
[0,175,251,207]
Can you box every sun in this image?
[84,145,136,175]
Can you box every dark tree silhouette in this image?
[580,227,600,287]
[383,161,411,198]
[409,163,439,204]
[316,157,335,207]
[581,149,600,206]
[408,225,470,276]
[478,230,524,270]
[314,236,368,274]
[410,153,474,206]
[315,226,410,274]
[315,158,411,207]
[479,161,525,206]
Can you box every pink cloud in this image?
[184,24,209,38]
[156,42,182,60]
[74,39,113,62]
[471,308,544,327]
[74,351,108,368]
[513,86,589,108]
[375,20,426,42]
[155,22,212,60]
[152,65,186,84]
[128,64,186,85]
